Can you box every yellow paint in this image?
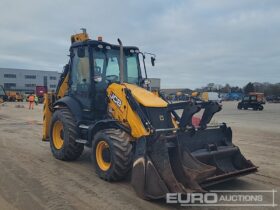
[71,32,89,43]
[107,83,168,138]
[171,117,178,128]
[96,140,111,171]
[107,83,150,138]
[52,121,64,149]
[201,92,209,102]
[151,90,159,97]
[191,92,199,97]
[57,73,69,98]
[42,93,53,141]
[124,83,168,107]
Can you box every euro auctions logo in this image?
[167,192,217,205]
[166,190,278,207]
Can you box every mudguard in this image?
[53,96,83,122]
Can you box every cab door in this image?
[69,46,92,110]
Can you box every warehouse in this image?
[0,67,61,93]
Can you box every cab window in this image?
[126,55,139,84]
[106,56,119,79]
[70,47,91,108]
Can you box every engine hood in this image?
[124,83,168,108]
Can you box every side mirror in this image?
[77,47,85,58]
[151,57,156,66]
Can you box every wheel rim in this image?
[96,140,111,171]
[52,121,64,149]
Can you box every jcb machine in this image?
[43,30,257,199]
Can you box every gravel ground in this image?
[0,101,279,210]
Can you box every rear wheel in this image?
[92,129,133,181]
[50,108,84,161]
[259,105,264,111]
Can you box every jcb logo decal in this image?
[110,92,122,108]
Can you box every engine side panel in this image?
[107,83,151,138]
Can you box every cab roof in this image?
[70,39,139,51]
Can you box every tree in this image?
[220,84,231,93]
[243,82,255,94]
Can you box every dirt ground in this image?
[0,101,279,210]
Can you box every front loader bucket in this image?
[131,124,257,199]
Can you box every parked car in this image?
[238,95,264,111]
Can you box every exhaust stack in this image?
[117,38,124,83]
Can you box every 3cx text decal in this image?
[110,92,122,108]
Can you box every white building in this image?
[0,68,61,93]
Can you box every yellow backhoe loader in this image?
[42,29,257,199]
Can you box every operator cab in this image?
[68,39,143,119]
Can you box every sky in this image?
[0,0,279,89]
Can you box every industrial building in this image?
[0,68,61,93]
[0,67,160,94]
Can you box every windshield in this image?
[92,48,141,85]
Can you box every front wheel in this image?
[50,108,84,161]
[259,105,264,111]
[92,129,133,181]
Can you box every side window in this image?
[71,47,90,92]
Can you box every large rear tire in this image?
[50,108,84,161]
[92,129,133,181]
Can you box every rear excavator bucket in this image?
[131,102,257,199]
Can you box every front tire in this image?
[92,129,133,181]
[50,108,84,161]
